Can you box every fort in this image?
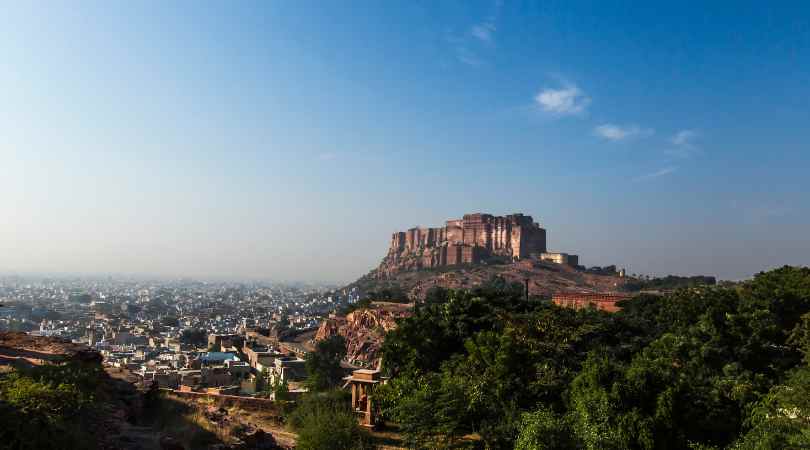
[379,213,548,275]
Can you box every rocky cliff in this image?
[315,304,411,367]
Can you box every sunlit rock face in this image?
[315,305,411,367]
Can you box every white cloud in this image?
[633,166,677,182]
[535,84,591,116]
[317,152,337,161]
[594,124,653,141]
[672,129,698,147]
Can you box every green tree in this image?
[273,376,290,401]
[733,366,810,449]
[0,360,102,449]
[375,267,810,450]
[305,335,347,391]
[288,390,372,450]
[255,368,268,394]
[515,407,578,450]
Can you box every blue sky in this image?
[1,1,808,282]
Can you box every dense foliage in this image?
[621,274,717,292]
[365,285,410,303]
[306,335,347,391]
[0,360,103,449]
[288,390,373,450]
[378,267,810,449]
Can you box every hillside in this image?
[0,332,284,450]
[350,258,630,300]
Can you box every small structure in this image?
[552,292,632,313]
[540,252,579,267]
[345,369,383,428]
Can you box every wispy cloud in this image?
[633,166,677,182]
[534,84,591,116]
[665,129,701,158]
[317,152,337,161]
[448,1,502,66]
[594,123,654,141]
[471,22,496,43]
[454,45,484,67]
[672,129,698,147]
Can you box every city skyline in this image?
[2,2,809,282]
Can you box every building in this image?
[540,252,579,267]
[199,351,239,366]
[344,369,385,428]
[552,292,632,313]
[268,356,307,385]
[383,212,547,272]
[208,333,241,350]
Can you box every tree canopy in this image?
[376,267,810,449]
[305,335,347,392]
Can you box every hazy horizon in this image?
[2,2,809,283]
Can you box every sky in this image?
[1,1,809,283]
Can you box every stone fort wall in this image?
[384,213,547,272]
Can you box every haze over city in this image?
[2,1,808,282]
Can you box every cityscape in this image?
[0,275,360,396]
[2,1,809,449]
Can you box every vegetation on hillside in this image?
[287,336,373,449]
[0,360,103,449]
[287,390,373,450]
[305,335,347,391]
[621,274,717,292]
[377,266,810,449]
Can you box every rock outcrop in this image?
[0,331,102,368]
[315,304,411,367]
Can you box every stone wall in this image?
[552,292,633,313]
[164,389,283,415]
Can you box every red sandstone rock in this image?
[315,304,412,366]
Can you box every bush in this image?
[305,335,346,391]
[288,390,373,450]
[0,361,101,449]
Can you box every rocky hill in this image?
[352,257,629,300]
[358,211,629,299]
[315,303,411,367]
